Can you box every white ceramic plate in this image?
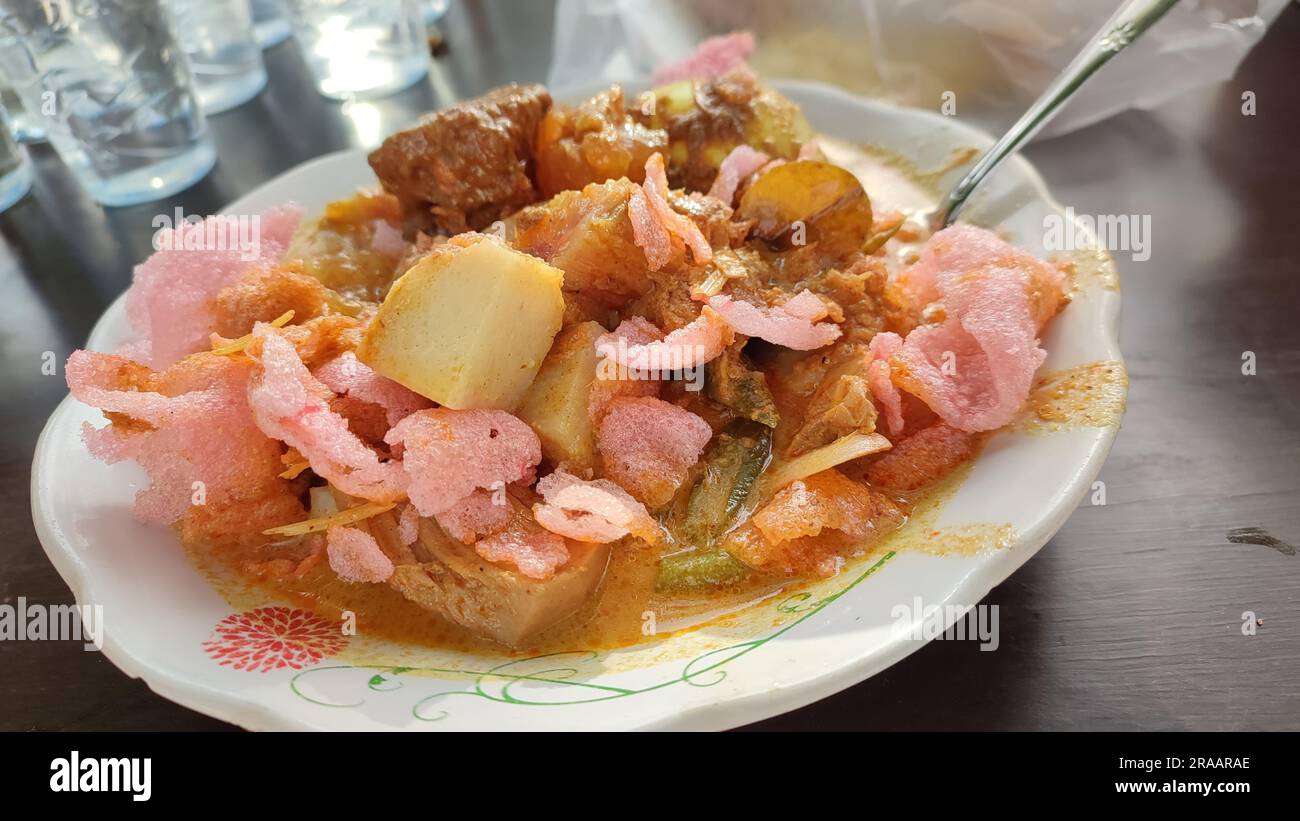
[32,81,1124,731]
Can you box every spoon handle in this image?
[934,0,1181,229]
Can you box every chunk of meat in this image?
[596,396,713,508]
[707,290,841,350]
[124,206,301,368]
[532,470,659,543]
[246,325,406,501]
[327,525,394,583]
[384,408,541,517]
[65,349,303,544]
[368,84,551,233]
[653,31,755,84]
[536,85,668,197]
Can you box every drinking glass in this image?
[0,1,216,207]
[0,86,44,142]
[0,104,31,212]
[251,0,292,48]
[421,0,448,23]
[287,0,429,100]
[171,0,268,114]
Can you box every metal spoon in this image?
[931,0,1181,230]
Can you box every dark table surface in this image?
[2,1,1297,732]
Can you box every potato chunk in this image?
[358,238,565,411]
[516,321,604,470]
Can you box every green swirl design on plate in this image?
[776,592,821,613]
[290,550,895,718]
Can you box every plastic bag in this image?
[548,0,1286,139]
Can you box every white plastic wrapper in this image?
[548,0,1286,139]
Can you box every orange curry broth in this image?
[198,436,987,657]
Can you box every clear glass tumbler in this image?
[421,0,448,24]
[288,0,430,100]
[251,0,292,48]
[0,1,216,207]
[0,104,32,212]
[171,0,268,114]
[0,86,44,142]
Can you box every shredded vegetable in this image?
[211,309,295,356]
[862,211,906,254]
[690,248,754,300]
[262,499,395,537]
[706,345,779,428]
[279,460,311,479]
[656,426,770,594]
[759,432,890,499]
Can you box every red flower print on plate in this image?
[203,606,347,672]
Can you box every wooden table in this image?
[2,1,1296,731]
